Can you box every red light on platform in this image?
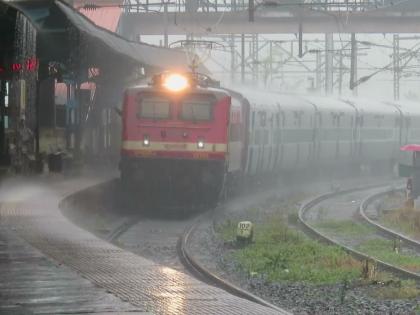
[25,58,38,71]
[1,57,39,75]
[12,63,22,72]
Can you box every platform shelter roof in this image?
[2,0,206,73]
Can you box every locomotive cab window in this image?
[137,95,171,120]
[179,94,214,121]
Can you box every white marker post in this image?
[236,221,254,245]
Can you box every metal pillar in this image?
[230,34,235,83]
[338,51,343,95]
[35,79,40,157]
[350,33,358,96]
[163,1,168,48]
[298,22,303,58]
[269,41,273,86]
[315,50,322,91]
[249,0,254,22]
[252,34,259,84]
[393,34,400,101]
[0,81,5,163]
[325,33,334,95]
[241,34,245,83]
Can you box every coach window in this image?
[179,94,214,121]
[275,113,280,128]
[137,95,171,119]
[395,117,400,128]
[293,111,299,126]
[259,112,266,127]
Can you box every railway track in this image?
[63,176,420,314]
[359,187,420,256]
[298,183,420,281]
[178,212,287,313]
[108,180,419,313]
[107,204,285,313]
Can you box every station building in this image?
[0,0,193,173]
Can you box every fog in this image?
[140,33,420,102]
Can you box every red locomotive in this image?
[120,72,420,207]
[120,72,248,204]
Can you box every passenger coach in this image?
[119,72,420,206]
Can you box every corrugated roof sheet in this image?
[79,6,122,32]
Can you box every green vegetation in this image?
[217,217,362,284]
[373,280,420,300]
[356,239,420,272]
[217,219,237,242]
[316,220,374,237]
[381,208,420,239]
[312,219,420,273]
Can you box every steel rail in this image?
[107,217,140,242]
[298,184,420,281]
[359,186,420,251]
[60,178,288,312]
[104,200,277,310]
[178,213,290,314]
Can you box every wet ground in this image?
[188,179,420,314]
[1,174,284,315]
[61,173,414,314]
[0,225,140,315]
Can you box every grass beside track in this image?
[315,219,420,273]
[373,280,420,300]
[380,208,420,239]
[217,217,362,284]
[356,239,420,273]
[315,220,374,237]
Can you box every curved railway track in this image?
[109,182,419,312]
[359,187,420,254]
[298,183,420,281]
[107,205,285,313]
[178,215,286,313]
[65,177,420,314]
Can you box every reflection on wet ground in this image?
[0,228,141,314]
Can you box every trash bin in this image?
[48,152,62,172]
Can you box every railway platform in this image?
[0,174,288,315]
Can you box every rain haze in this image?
[2,0,420,314]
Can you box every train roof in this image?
[388,100,420,115]
[231,88,314,111]
[126,84,228,95]
[301,95,354,113]
[126,83,420,118]
[344,97,401,115]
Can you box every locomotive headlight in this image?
[162,73,189,92]
[197,139,205,149]
[143,135,150,147]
